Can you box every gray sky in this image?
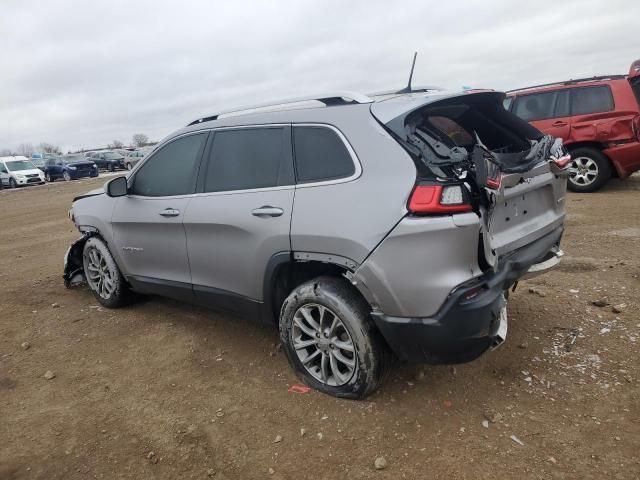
[1,0,638,153]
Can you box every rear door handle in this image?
[552,121,568,127]
[159,208,180,217]
[251,206,284,217]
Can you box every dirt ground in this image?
[1,174,639,480]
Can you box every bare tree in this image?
[17,143,34,156]
[132,133,149,148]
[108,140,124,149]
[37,142,61,154]
[0,148,13,156]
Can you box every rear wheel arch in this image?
[264,254,369,325]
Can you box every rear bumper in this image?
[604,141,640,179]
[371,226,563,364]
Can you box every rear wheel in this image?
[108,163,115,172]
[567,147,611,192]
[126,163,132,171]
[279,276,390,399]
[82,237,131,308]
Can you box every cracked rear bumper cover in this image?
[371,226,563,364]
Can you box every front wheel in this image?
[126,163,132,171]
[567,147,612,192]
[108,163,115,172]
[82,237,132,308]
[63,171,71,181]
[45,172,53,182]
[279,276,390,399]
[9,177,17,188]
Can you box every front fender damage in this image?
[63,234,90,288]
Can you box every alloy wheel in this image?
[63,171,71,181]
[291,303,357,386]
[568,156,598,187]
[85,247,116,299]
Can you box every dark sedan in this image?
[88,151,126,171]
[42,155,99,182]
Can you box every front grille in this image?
[26,174,40,178]
[27,178,41,183]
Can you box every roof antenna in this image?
[397,52,417,94]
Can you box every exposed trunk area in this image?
[372,91,568,268]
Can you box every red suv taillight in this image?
[408,184,472,214]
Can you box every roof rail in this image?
[507,74,626,93]
[187,91,372,126]
[368,85,444,97]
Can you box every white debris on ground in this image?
[520,282,638,398]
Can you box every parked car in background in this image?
[124,149,148,170]
[505,59,640,192]
[64,89,568,398]
[88,151,125,171]
[31,152,57,171]
[42,154,99,182]
[0,156,45,188]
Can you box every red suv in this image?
[505,60,640,192]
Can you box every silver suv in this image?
[64,89,568,398]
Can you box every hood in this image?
[67,160,96,167]
[12,168,44,176]
[73,186,104,202]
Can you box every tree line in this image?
[1,134,153,157]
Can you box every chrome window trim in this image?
[127,122,362,199]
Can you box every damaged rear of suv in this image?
[64,88,567,399]
[359,90,568,364]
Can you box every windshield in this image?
[104,152,122,159]
[6,160,37,171]
[62,155,85,163]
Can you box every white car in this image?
[0,156,46,188]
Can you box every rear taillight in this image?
[408,184,472,214]
[485,158,502,189]
[552,153,572,169]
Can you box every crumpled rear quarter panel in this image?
[353,213,483,318]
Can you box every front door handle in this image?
[251,206,284,217]
[159,208,180,217]
[552,121,568,127]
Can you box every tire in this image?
[9,177,17,188]
[45,172,53,182]
[63,171,71,181]
[82,237,131,308]
[567,147,612,193]
[279,276,390,399]
[108,163,115,172]
[126,163,132,171]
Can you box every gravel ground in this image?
[1,174,639,479]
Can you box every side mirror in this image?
[106,176,128,197]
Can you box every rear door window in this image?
[512,91,557,121]
[570,85,614,115]
[131,132,206,197]
[293,126,355,183]
[202,127,293,192]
